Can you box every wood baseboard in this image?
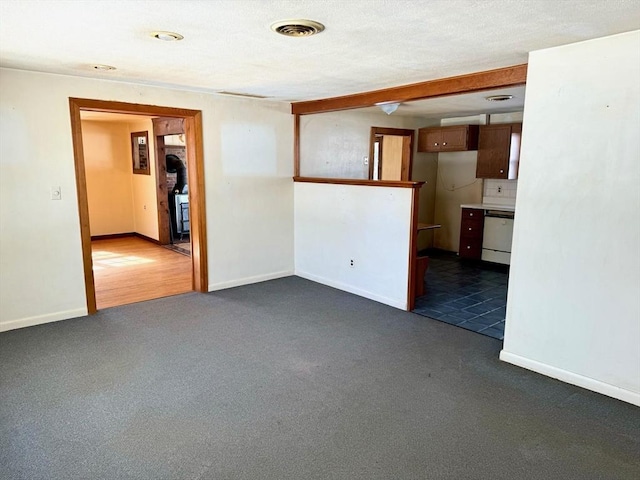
[91,233,135,241]
[134,232,162,245]
[90,232,161,245]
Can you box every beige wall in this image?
[128,119,159,240]
[82,120,135,236]
[81,118,159,240]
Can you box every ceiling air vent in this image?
[485,95,514,102]
[271,19,325,37]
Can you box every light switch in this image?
[51,186,62,200]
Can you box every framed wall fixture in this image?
[131,131,150,174]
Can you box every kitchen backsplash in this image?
[483,179,517,206]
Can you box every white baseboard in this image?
[500,350,640,407]
[0,308,88,333]
[296,270,407,310]
[208,270,294,292]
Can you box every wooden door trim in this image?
[152,117,187,246]
[293,114,301,177]
[153,134,170,245]
[68,98,208,313]
[407,185,421,311]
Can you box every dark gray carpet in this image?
[1,276,638,480]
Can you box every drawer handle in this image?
[443,142,447,146]
[434,142,439,146]
[500,169,504,173]
[467,246,471,249]
[469,213,473,216]
[468,227,472,231]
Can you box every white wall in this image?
[295,182,413,310]
[0,68,294,331]
[299,109,438,249]
[501,31,640,406]
[299,109,424,179]
[81,120,136,236]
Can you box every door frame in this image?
[69,98,208,314]
[368,127,415,180]
[152,117,187,245]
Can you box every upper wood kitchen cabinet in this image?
[476,123,522,179]
[417,125,479,153]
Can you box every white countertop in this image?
[460,203,516,212]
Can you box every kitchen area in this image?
[413,112,522,340]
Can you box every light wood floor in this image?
[92,237,192,309]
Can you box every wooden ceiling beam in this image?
[291,64,527,115]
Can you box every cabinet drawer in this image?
[461,208,484,221]
[459,241,482,259]
[460,221,483,239]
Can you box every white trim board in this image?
[208,270,294,292]
[500,350,640,407]
[296,270,407,310]
[0,308,88,333]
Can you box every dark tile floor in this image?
[413,250,509,340]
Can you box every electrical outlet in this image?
[363,156,369,165]
[350,259,355,268]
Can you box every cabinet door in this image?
[418,129,442,152]
[440,126,468,151]
[476,124,512,179]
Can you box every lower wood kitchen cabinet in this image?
[459,208,484,259]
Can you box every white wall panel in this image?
[295,182,412,309]
[501,31,640,405]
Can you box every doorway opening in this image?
[368,127,415,181]
[69,98,208,314]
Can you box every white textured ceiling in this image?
[1,0,639,103]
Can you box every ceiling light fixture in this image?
[486,95,514,102]
[379,103,401,115]
[271,19,325,37]
[92,64,116,71]
[152,31,184,41]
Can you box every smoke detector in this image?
[271,19,325,37]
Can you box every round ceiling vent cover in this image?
[271,19,325,37]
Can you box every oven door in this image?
[482,212,514,264]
